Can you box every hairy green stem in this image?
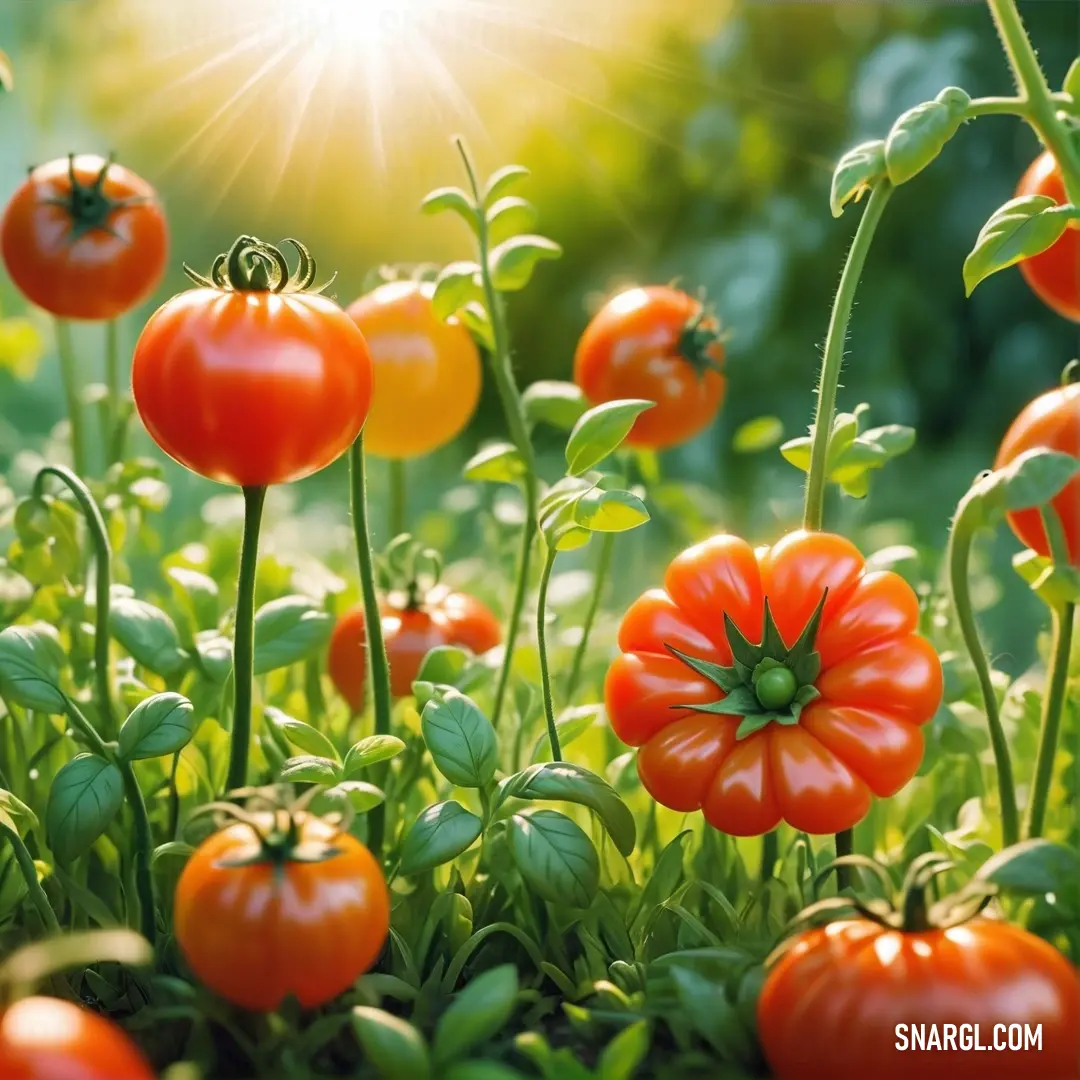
[54,320,87,478]
[33,466,115,736]
[0,824,59,935]
[803,181,893,532]
[947,495,1019,846]
[350,436,393,859]
[389,458,407,538]
[965,95,1029,118]
[455,139,540,730]
[760,829,778,883]
[225,485,267,792]
[1025,603,1074,839]
[565,532,615,701]
[536,547,562,762]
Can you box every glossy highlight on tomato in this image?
[1015,151,1080,322]
[329,585,502,707]
[0,996,155,1079]
[1,154,168,321]
[604,530,942,835]
[995,380,1080,564]
[174,812,390,1012]
[758,918,1080,1080]
[346,280,482,459]
[573,285,726,451]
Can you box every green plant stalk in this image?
[33,465,115,736]
[1025,603,1075,839]
[536,546,563,762]
[350,435,393,859]
[987,0,1080,204]
[54,320,87,478]
[760,829,778,883]
[104,319,122,467]
[0,825,59,935]
[225,485,267,793]
[455,139,540,730]
[947,495,1019,846]
[565,532,615,701]
[389,458,407,538]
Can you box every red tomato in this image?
[131,237,372,487]
[1,154,168,320]
[1015,152,1080,322]
[0,996,155,1079]
[328,586,502,707]
[605,530,942,835]
[573,285,726,451]
[174,811,390,1012]
[994,381,1080,563]
[758,917,1080,1080]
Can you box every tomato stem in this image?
[225,485,267,793]
[389,458,407,538]
[802,181,892,533]
[947,492,1020,846]
[349,435,393,859]
[760,829,778,883]
[0,823,59,936]
[54,320,87,479]
[537,546,563,762]
[119,759,157,946]
[1025,602,1075,839]
[32,465,115,736]
[565,531,614,701]
[833,828,853,890]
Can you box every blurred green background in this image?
[1,0,1078,672]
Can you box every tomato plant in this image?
[573,285,726,451]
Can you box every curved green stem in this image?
[0,824,59,935]
[118,760,156,946]
[987,0,1080,204]
[565,532,614,701]
[389,458,407,538]
[536,546,562,762]
[53,320,87,479]
[33,465,115,736]
[947,494,1019,846]
[1025,603,1074,839]
[965,96,1030,118]
[225,485,266,793]
[350,435,393,859]
[455,139,539,730]
[803,181,893,532]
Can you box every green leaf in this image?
[352,1007,431,1080]
[669,965,755,1061]
[464,442,526,485]
[1064,56,1080,101]
[0,567,32,625]
[565,400,655,475]
[265,707,338,761]
[597,1020,650,1080]
[830,139,887,218]
[666,647,742,694]
[400,801,483,875]
[432,261,484,321]
[487,197,538,245]
[977,449,1080,519]
[421,689,498,788]
[416,647,469,690]
[733,415,784,454]
[279,755,343,785]
[118,692,195,762]
[483,164,530,205]
[530,705,600,763]
[309,781,385,815]
[522,380,589,432]
[456,302,495,351]
[0,49,12,93]
[0,789,38,834]
[109,596,187,676]
[343,734,407,777]
[165,566,219,630]
[509,808,599,908]
[0,316,43,379]
[884,86,970,185]
[0,624,67,713]
[421,186,479,232]
[488,235,562,292]
[433,965,518,1065]
[253,595,332,674]
[46,755,125,864]
[498,762,636,857]
[194,633,232,683]
[573,488,649,533]
[779,436,811,473]
[975,839,1080,895]
[963,195,1074,296]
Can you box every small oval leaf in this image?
[488,235,562,292]
[487,196,538,245]
[464,442,526,485]
[433,965,519,1065]
[733,416,784,454]
[421,689,498,788]
[432,261,484,321]
[421,186,479,232]
[265,707,338,761]
[508,808,599,908]
[253,596,332,675]
[830,139,886,218]
[118,692,196,762]
[343,735,407,777]
[0,624,67,713]
[352,1007,431,1080]
[884,86,970,185]
[109,596,187,677]
[46,755,125,864]
[279,755,343,785]
[399,801,483,876]
[483,164,530,206]
[522,380,588,432]
[565,400,655,476]
[573,488,650,533]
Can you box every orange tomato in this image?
[1,154,168,320]
[995,381,1080,564]
[573,285,726,450]
[346,281,481,459]
[605,530,942,835]
[174,812,390,1012]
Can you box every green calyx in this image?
[46,152,148,242]
[377,533,443,610]
[676,303,726,379]
[184,235,337,295]
[668,590,828,739]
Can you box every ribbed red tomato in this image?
[605,530,942,835]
